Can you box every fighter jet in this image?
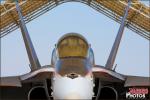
[0,0,149,100]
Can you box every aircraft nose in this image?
[53,76,93,100]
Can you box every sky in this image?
[1,1,149,77]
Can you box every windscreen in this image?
[57,35,88,58]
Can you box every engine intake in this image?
[28,86,47,100]
[98,86,118,100]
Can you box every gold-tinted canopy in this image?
[57,33,89,58]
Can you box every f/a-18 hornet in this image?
[1,0,149,100]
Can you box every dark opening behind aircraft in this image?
[0,0,149,100]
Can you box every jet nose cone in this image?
[53,77,93,100]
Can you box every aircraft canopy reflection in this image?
[57,33,89,58]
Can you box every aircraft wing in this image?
[0,65,54,87]
[92,65,125,82]
[92,65,149,100]
[124,75,150,87]
[0,65,54,100]
[0,76,22,87]
[20,65,54,83]
[92,65,150,86]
